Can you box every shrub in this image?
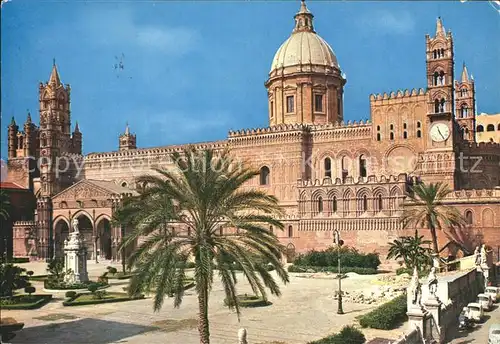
[24,286,36,296]
[97,274,109,284]
[308,326,365,344]
[26,271,34,277]
[358,294,407,330]
[65,291,77,298]
[294,247,380,269]
[93,290,107,300]
[44,279,107,290]
[0,263,30,297]
[11,257,30,264]
[287,265,377,275]
[46,258,65,282]
[107,267,118,275]
[88,283,99,294]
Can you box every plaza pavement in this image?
[3,261,407,344]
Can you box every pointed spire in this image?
[74,121,80,133]
[10,116,16,126]
[436,17,446,37]
[49,60,61,86]
[293,0,314,33]
[461,62,469,82]
[26,111,32,124]
[125,122,130,135]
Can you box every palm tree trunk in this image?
[429,225,439,255]
[197,282,210,344]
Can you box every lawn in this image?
[63,292,144,306]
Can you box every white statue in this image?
[427,267,438,298]
[72,217,79,234]
[480,244,488,266]
[238,328,248,344]
[409,267,422,307]
[474,246,481,266]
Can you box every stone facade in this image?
[6,1,500,263]
[476,112,500,143]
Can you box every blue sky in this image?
[2,0,499,159]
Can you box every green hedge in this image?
[29,275,49,281]
[294,247,380,269]
[44,279,108,290]
[288,265,377,275]
[10,257,30,264]
[358,294,407,330]
[63,292,145,306]
[308,326,365,344]
[106,272,134,280]
[0,295,52,310]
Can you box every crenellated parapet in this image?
[444,188,500,203]
[310,120,372,141]
[228,123,308,137]
[370,88,427,104]
[85,140,228,161]
[228,123,309,146]
[459,141,500,154]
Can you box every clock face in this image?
[430,123,450,142]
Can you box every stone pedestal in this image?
[407,305,427,339]
[424,297,444,343]
[63,231,89,284]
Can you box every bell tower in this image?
[454,63,476,141]
[425,17,455,149]
[119,123,137,151]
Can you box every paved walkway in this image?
[448,303,500,344]
[3,262,406,344]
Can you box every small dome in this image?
[270,31,338,73]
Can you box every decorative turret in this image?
[8,117,18,159]
[23,111,36,157]
[119,123,137,151]
[293,0,314,33]
[455,62,476,141]
[72,121,82,154]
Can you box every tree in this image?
[113,148,289,344]
[387,230,432,272]
[0,263,30,297]
[401,182,466,260]
[0,190,10,221]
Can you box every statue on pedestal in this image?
[63,217,88,284]
[427,267,438,298]
[474,246,481,266]
[409,267,422,308]
[72,217,80,234]
[480,244,488,266]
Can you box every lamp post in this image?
[334,229,344,315]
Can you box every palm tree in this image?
[387,230,432,272]
[0,190,10,221]
[401,182,466,259]
[113,148,289,344]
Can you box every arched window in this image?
[433,72,439,86]
[433,50,437,59]
[461,105,468,118]
[498,124,500,131]
[341,156,348,182]
[377,125,381,131]
[465,210,473,225]
[378,194,383,212]
[359,155,367,178]
[390,124,394,130]
[477,125,484,132]
[332,196,338,213]
[362,195,368,212]
[390,132,394,140]
[260,166,270,185]
[121,181,128,187]
[324,158,332,178]
[376,125,381,141]
[403,123,407,130]
[434,99,440,113]
[403,131,408,139]
[487,124,495,132]
[377,133,381,141]
[439,71,445,85]
[417,130,421,138]
[288,225,293,238]
[318,197,324,213]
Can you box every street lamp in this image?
[334,229,344,315]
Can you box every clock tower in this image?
[417,18,458,188]
[425,17,455,149]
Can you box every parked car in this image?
[485,286,500,302]
[478,293,494,311]
[467,302,484,322]
[489,324,500,344]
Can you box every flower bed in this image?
[44,279,108,290]
[63,292,144,306]
[0,295,53,310]
[224,294,271,308]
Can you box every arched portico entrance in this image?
[96,217,112,260]
[74,212,94,258]
[54,218,70,257]
[286,243,296,263]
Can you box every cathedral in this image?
[5,1,500,264]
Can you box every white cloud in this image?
[136,27,199,54]
[360,10,415,35]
